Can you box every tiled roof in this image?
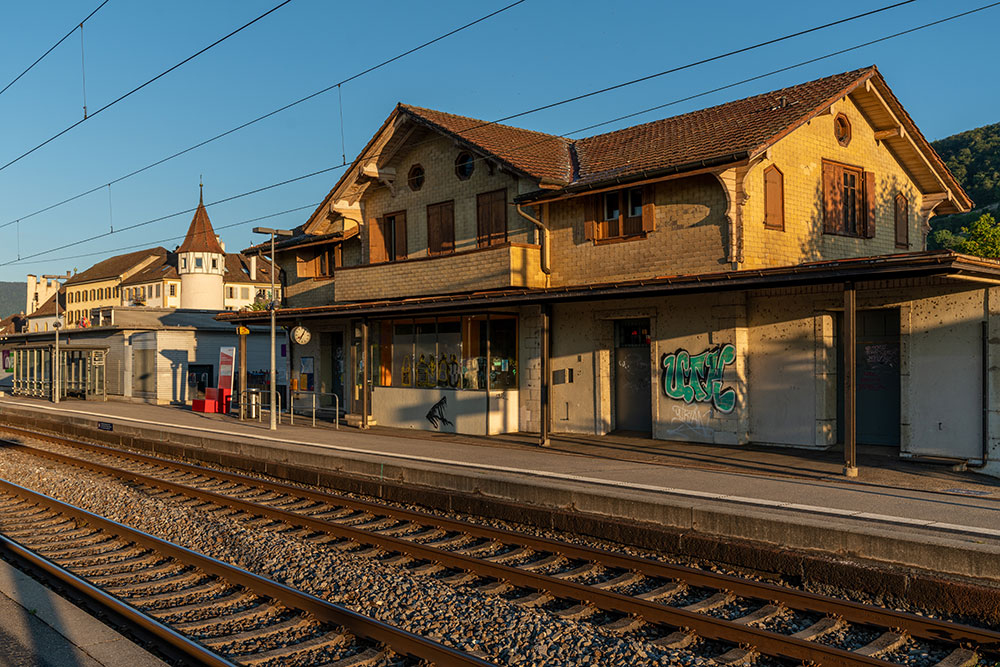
[64,247,166,286]
[178,192,225,254]
[120,254,179,286]
[27,291,63,318]
[400,104,574,184]
[573,67,873,185]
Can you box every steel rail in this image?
[0,477,494,667]
[7,438,995,665]
[0,532,237,667]
[4,430,998,653]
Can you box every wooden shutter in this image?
[441,201,455,253]
[477,193,490,247]
[895,193,909,248]
[368,216,386,264]
[490,189,507,245]
[584,195,598,241]
[822,161,840,234]
[296,250,315,278]
[427,204,441,255]
[764,166,784,231]
[863,171,876,239]
[393,211,407,260]
[641,184,656,232]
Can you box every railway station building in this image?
[224,66,1000,478]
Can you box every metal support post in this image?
[252,226,292,430]
[361,319,369,430]
[539,303,551,447]
[239,330,247,419]
[843,282,858,477]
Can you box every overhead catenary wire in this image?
[0,0,109,99]
[0,0,295,175]
[5,1,996,269]
[0,0,530,231]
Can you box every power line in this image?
[16,203,320,266]
[0,0,110,99]
[0,0,529,231]
[7,1,996,269]
[0,0,294,174]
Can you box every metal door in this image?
[856,310,901,446]
[614,319,652,433]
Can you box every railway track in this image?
[0,476,492,667]
[1,425,998,667]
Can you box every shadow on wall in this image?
[160,349,188,404]
[796,172,915,262]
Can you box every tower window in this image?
[195,257,203,269]
[181,257,187,269]
[211,258,218,269]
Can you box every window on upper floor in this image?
[408,164,425,191]
[476,189,507,247]
[427,201,455,255]
[241,287,249,300]
[895,193,909,248]
[455,152,475,180]
[822,160,875,239]
[195,257,204,269]
[763,165,785,231]
[584,185,654,242]
[181,257,187,269]
[834,113,852,147]
[370,211,407,263]
[211,258,218,270]
[297,246,337,278]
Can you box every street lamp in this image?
[41,273,70,403]
[252,227,293,430]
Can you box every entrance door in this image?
[614,319,652,433]
[838,309,901,447]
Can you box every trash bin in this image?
[248,391,261,420]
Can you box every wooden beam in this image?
[873,127,902,141]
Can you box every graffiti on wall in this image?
[426,396,454,429]
[660,343,737,413]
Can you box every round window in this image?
[454,152,475,180]
[834,113,852,147]
[407,164,425,191]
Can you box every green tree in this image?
[956,213,1000,258]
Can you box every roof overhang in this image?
[216,250,1000,324]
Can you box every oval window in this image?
[834,113,852,147]
[455,152,475,180]
[407,164,425,191]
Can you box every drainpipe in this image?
[971,319,990,468]
[515,204,551,276]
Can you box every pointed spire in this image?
[177,184,225,255]
[199,176,203,205]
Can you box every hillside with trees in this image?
[929,122,1000,252]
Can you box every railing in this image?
[288,391,340,429]
[237,388,282,424]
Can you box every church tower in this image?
[177,186,226,310]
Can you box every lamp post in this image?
[41,273,70,403]
[252,227,292,430]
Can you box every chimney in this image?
[249,254,257,276]
[217,236,225,252]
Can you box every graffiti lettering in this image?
[661,343,737,413]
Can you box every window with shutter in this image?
[763,165,784,231]
[894,193,909,248]
[476,189,507,247]
[368,216,387,264]
[589,186,654,241]
[822,160,872,239]
[427,201,455,255]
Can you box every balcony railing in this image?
[335,242,544,302]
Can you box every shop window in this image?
[894,193,908,248]
[369,211,407,263]
[822,160,875,238]
[427,201,455,255]
[455,152,475,180]
[585,185,654,241]
[476,189,506,247]
[375,314,517,391]
[763,165,784,231]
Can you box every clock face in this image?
[291,325,311,345]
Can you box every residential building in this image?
[225,66,1000,476]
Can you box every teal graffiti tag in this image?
[661,343,737,413]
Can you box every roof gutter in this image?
[515,152,751,204]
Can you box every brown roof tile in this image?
[178,191,225,254]
[400,104,574,184]
[65,247,167,286]
[121,252,276,286]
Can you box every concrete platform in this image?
[1,395,999,591]
[0,557,167,667]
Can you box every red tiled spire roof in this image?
[178,186,225,254]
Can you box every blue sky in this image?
[0,0,995,282]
